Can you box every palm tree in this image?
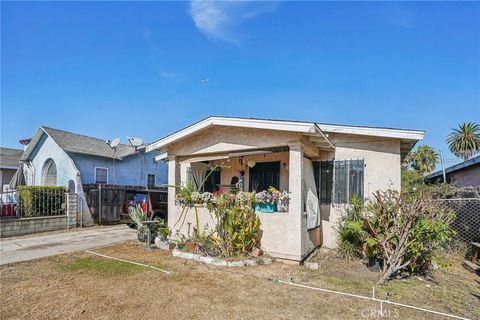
[409,144,439,175]
[446,122,480,160]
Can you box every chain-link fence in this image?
[439,198,480,244]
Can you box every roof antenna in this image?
[127,136,146,186]
[106,138,120,185]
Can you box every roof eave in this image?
[146,116,323,152]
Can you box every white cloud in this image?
[159,72,176,79]
[188,0,277,44]
[143,27,161,50]
[388,5,414,29]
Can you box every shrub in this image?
[336,189,456,283]
[128,205,149,242]
[363,190,455,283]
[17,186,66,217]
[173,164,261,258]
[336,195,366,259]
[209,192,260,258]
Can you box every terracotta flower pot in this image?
[185,241,196,252]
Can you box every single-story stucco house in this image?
[19,126,168,223]
[0,147,23,192]
[146,116,424,263]
[426,155,480,187]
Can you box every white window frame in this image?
[147,173,156,188]
[94,167,109,184]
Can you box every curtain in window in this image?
[333,159,364,204]
[303,158,320,230]
[190,162,209,191]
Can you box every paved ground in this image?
[0,225,136,265]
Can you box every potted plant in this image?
[364,237,383,272]
[277,190,291,212]
[201,192,214,206]
[154,218,174,250]
[190,191,203,207]
[254,190,277,213]
[128,205,152,243]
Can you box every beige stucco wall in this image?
[319,133,402,248]
[170,126,303,156]
[165,125,403,261]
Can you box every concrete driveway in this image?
[0,225,137,265]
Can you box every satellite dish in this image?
[127,137,144,148]
[106,138,120,149]
[110,138,120,148]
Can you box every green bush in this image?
[336,195,366,259]
[336,189,455,283]
[17,186,66,217]
[210,192,260,257]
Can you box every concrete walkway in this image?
[0,225,137,265]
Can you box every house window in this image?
[249,161,280,192]
[203,168,221,192]
[95,167,108,184]
[333,159,364,204]
[313,160,333,204]
[42,159,57,186]
[68,180,76,193]
[147,174,156,188]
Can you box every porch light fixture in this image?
[247,160,256,168]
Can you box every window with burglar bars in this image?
[147,174,156,188]
[334,159,364,204]
[249,161,280,192]
[313,159,364,204]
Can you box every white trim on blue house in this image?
[94,167,109,184]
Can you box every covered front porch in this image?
[148,118,335,262]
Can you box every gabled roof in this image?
[0,147,23,169]
[21,126,140,161]
[146,116,424,157]
[146,116,335,153]
[426,155,480,179]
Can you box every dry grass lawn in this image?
[1,241,478,320]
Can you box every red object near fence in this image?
[140,200,147,214]
[0,203,16,218]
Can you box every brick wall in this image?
[0,215,72,237]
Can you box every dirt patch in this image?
[308,247,379,282]
[1,241,478,320]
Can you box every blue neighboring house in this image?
[19,126,168,224]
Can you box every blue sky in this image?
[1,1,479,168]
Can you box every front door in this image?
[248,161,280,192]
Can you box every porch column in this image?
[167,155,180,232]
[288,142,304,260]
